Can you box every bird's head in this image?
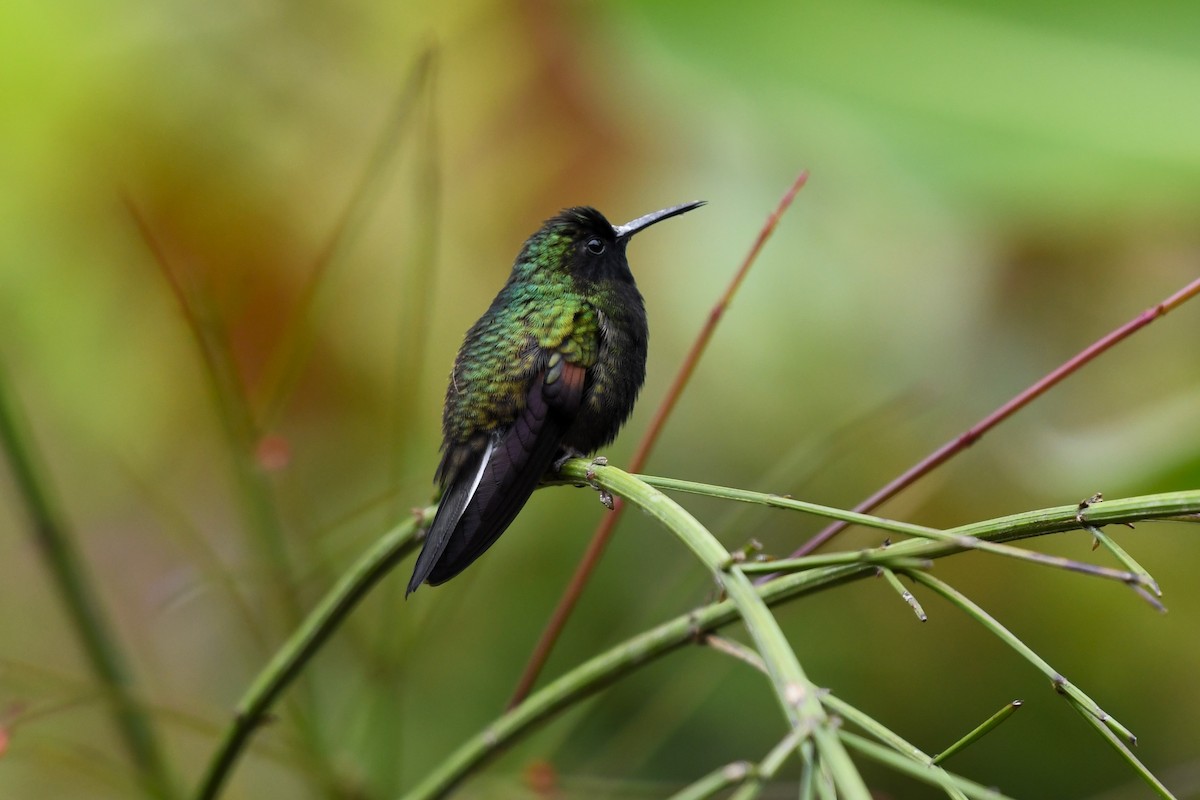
[516,201,705,285]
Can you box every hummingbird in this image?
[406,201,705,594]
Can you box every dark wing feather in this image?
[405,437,493,595]
[407,357,586,592]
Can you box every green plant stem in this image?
[703,625,967,800]
[570,462,871,799]
[728,724,812,800]
[822,694,970,800]
[405,461,871,799]
[123,197,301,631]
[193,512,428,800]
[203,474,1198,799]
[1084,524,1162,597]
[0,366,179,799]
[401,480,1198,797]
[932,701,1022,765]
[648,476,1157,591]
[839,731,1015,800]
[905,571,1174,799]
[878,567,928,621]
[1066,697,1176,799]
[665,762,753,800]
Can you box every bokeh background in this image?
[3,0,1200,797]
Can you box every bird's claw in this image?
[598,489,614,510]
[553,449,587,473]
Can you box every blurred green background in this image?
[3,0,1200,797]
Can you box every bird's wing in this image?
[406,352,587,593]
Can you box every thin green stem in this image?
[878,567,928,622]
[821,694,973,800]
[203,477,1198,799]
[570,462,871,799]
[0,366,179,799]
[192,511,428,800]
[905,571,1172,797]
[727,724,812,800]
[405,461,871,799]
[1084,524,1162,598]
[399,482,1200,797]
[932,701,1022,765]
[1066,698,1176,799]
[839,731,1015,800]
[665,762,753,800]
[647,475,1157,592]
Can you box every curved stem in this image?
[192,512,428,800]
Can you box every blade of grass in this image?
[0,364,179,799]
[792,274,1200,557]
[508,172,810,707]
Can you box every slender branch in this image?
[905,571,1174,798]
[508,172,810,707]
[409,460,871,799]
[201,473,1197,799]
[572,463,870,798]
[0,365,179,799]
[1085,524,1162,598]
[644,474,1157,595]
[839,731,1015,800]
[727,724,812,800]
[192,511,428,800]
[878,567,928,622]
[932,701,1022,765]
[792,274,1200,557]
[665,762,753,800]
[407,477,1198,798]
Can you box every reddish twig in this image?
[788,274,1200,559]
[507,172,811,708]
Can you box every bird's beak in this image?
[614,200,706,241]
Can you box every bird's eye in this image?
[585,238,605,255]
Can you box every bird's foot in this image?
[553,448,588,473]
[597,489,614,510]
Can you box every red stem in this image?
[788,274,1200,559]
